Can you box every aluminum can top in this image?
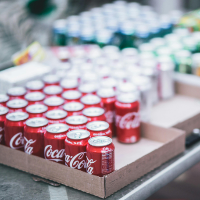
[6,112,29,121]
[67,129,90,140]
[88,136,112,147]
[26,117,48,127]
[87,121,109,131]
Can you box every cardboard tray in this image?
[0,123,185,198]
[150,81,200,136]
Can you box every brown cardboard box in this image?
[150,81,200,136]
[0,122,185,198]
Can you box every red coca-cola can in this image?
[80,94,101,108]
[78,83,98,96]
[44,123,69,164]
[100,77,117,90]
[62,90,82,103]
[86,136,115,177]
[45,109,67,124]
[65,129,90,171]
[83,107,106,122]
[0,107,9,144]
[4,112,29,151]
[63,102,84,116]
[43,96,64,111]
[7,99,28,113]
[25,92,45,105]
[60,79,78,91]
[97,88,116,135]
[115,93,140,143]
[26,80,44,93]
[42,74,60,86]
[0,94,9,107]
[24,117,48,157]
[86,121,112,138]
[26,104,48,118]
[65,115,88,131]
[7,87,26,100]
[43,86,63,98]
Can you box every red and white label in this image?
[24,137,36,154]
[10,132,24,149]
[105,111,115,123]
[44,145,65,162]
[86,157,97,174]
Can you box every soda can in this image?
[44,124,69,164]
[100,77,117,90]
[7,87,26,100]
[192,53,200,76]
[65,115,88,131]
[7,99,28,113]
[60,79,78,91]
[116,82,138,94]
[150,37,166,49]
[95,30,114,48]
[86,121,112,138]
[4,112,29,151]
[57,50,70,62]
[78,83,98,96]
[121,48,138,58]
[45,109,67,125]
[112,70,127,82]
[43,86,63,98]
[0,94,9,107]
[63,102,84,116]
[26,80,44,93]
[0,107,9,144]
[86,136,115,177]
[43,97,64,111]
[26,104,48,118]
[65,129,90,171]
[83,107,106,122]
[62,90,82,103]
[42,75,60,86]
[25,92,45,105]
[115,93,140,143]
[97,88,115,135]
[24,117,48,157]
[80,94,101,108]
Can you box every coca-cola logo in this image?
[105,111,115,123]
[44,145,65,162]
[65,152,86,169]
[10,132,24,149]
[24,137,36,154]
[116,112,140,129]
[86,157,97,174]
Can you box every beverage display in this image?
[0,107,9,144]
[63,102,84,116]
[44,123,69,164]
[115,93,140,143]
[62,90,82,103]
[65,129,90,171]
[80,94,101,108]
[4,112,29,151]
[7,99,28,113]
[24,117,48,157]
[25,92,45,105]
[65,115,88,131]
[7,87,26,100]
[0,94,9,107]
[26,80,45,93]
[86,121,112,138]
[86,136,115,177]
[83,107,106,122]
[43,86,63,98]
[45,109,67,124]
[26,104,48,118]
[43,96,64,110]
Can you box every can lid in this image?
[26,117,48,127]
[26,104,48,114]
[88,136,112,147]
[78,83,98,94]
[62,90,81,100]
[46,124,69,134]
[139,43,155,52]
[42,75,60,84]
[97,88,115,98]
[26,80,44,90]
[44,97,64,106]
[7,87,26,96]
[46,109,67,119]
[6,112,29,121]
[117,93,139,103]
[83,107,105,117]
[66,115,88,125]
[67,129,90,140]
[80,94,101,105]
[150,37,165,48]
[25,92,45,101]
[87,121,109,131]
[60,79,78,89]
[117,82,138,93]
[63,102,84,112]
[0,106,9,115]
[43,86,63,95]
[112,70,127,80]
[121,48,138,57]
[7,99,28,108]
[0,94,9,103]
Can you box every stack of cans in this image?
[52,1,183,48]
